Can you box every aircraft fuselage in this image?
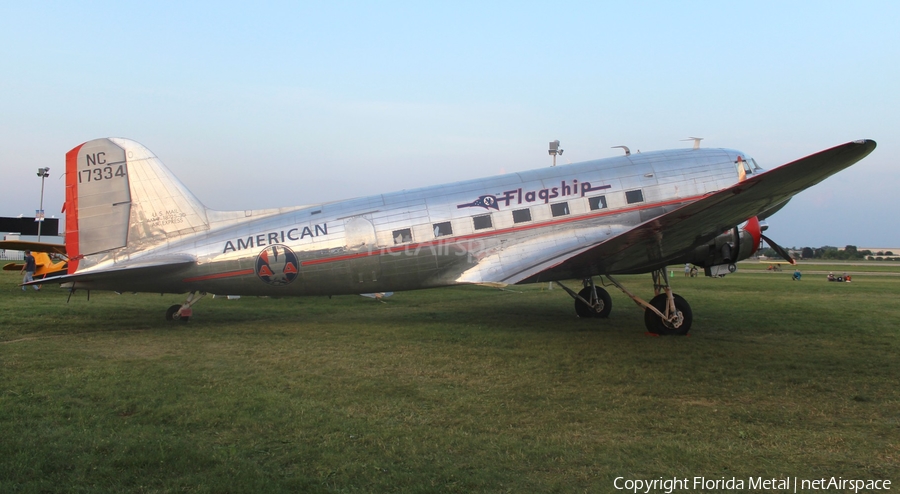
[91,147,750,295]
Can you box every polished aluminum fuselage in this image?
[77,145,747,295]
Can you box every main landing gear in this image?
[165,291,207,322]
[556,268,693,335]
[554,278,612,318]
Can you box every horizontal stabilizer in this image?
[27,254,196,287]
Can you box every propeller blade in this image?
[727,226,740,262]
[760,234,796,265]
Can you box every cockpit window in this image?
[749,158,763,172]
[736,156,762,176]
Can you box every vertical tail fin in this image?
[65,138,209,273]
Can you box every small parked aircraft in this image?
[2,240,68,280]
[37,137,875,334]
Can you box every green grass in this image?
[2,269,899,492]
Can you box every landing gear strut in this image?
[606,269,692,335]
[643,293,692,335]
[165,291,206,322]
[555,278,612,318]
[558,269,693,335]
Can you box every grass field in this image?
[2,267,899,492]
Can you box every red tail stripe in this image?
[65,144,85,274]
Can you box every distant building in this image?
[0,216,64,260]
[0,216,59,236]
[834,246,899,259]
[856,247,899,254]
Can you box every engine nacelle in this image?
[688,227,758,277]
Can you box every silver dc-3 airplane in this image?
[41,137,876,334]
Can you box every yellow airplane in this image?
[759,259,797,272]
[1,240,68,281]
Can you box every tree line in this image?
[758,245,896,261]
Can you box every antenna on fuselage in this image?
[682,137,703,150]
[549,140,563,167]
[612,145,631,156]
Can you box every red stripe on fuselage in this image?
[182,269,255,283]
[301,194,704,267]
[65,143,85,274]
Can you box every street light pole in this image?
[548,140,563,167]
[36,167,49,241]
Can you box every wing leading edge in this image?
[498,139,875,284]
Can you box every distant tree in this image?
[886,251,895,256]
[821,247,841,260]
[801,247,814,259]
[839,245,869,260]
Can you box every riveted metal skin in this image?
[55,138,875,298]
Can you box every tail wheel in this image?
[575,286,612,318]
[165,304,189,322]
[644,293,692,335]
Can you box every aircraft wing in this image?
[25,254,197,288]
[0,240,67,255]
[467,139,875,285]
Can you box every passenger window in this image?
[550,202,569,217]
[625,189,644,204]
[589,195,607,210]
[512,208,532,223]
[433,221,452,237]
[393,228,412,244]
[473,214,492,230]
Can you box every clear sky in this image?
[1,1,897,248]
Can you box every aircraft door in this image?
[344,216,378,250]
[343,216,382,285]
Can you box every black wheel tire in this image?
[644,293,692,335]
[165,304,189,322]
[574,286,612,318]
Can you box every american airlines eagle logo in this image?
[457,194,500,210]
[255,245,299,286]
